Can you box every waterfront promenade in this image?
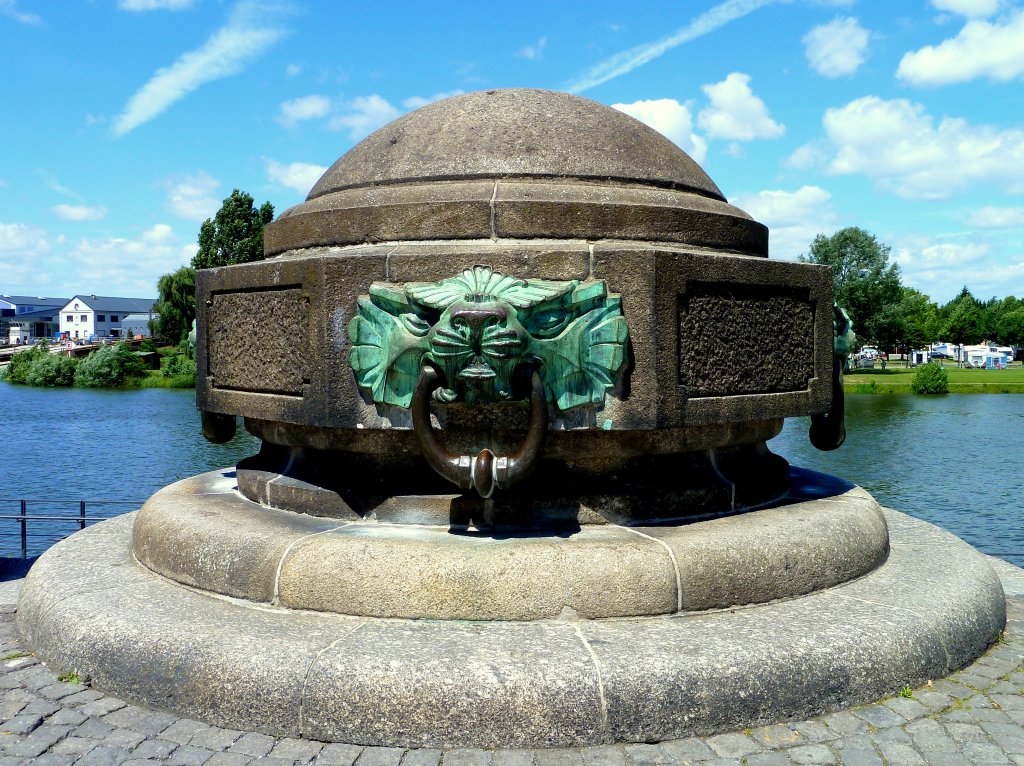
[0,556,1020,765]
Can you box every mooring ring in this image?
[411,364,548,497]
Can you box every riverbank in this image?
[845,366,1024,394]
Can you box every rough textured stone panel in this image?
[208,288,309,395]
[680,282,814,397]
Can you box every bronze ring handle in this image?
[411,364,548,498]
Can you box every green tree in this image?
[191,189,274,269]
[940,287,985,345]
[996,308,1024,347]
[155,266,196,344]
[799,228,903,347]
[75,343,145,388]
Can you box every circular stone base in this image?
[16,480,1005,749]
[130,468,889,620]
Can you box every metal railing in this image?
[0,498,143,559]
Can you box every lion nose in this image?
[451,306,507,349]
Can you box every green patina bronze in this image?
[834,304,855,358]
[348,265,629,410]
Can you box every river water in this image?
[0,385,1021,563]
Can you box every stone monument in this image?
[17,89,1005,749]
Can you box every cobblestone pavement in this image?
[0,585,1021,765]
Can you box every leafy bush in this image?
[74,343,145,388]
[140,339,157,353]
[25,353,77,387]
[911,362,949,395]
[162,354,196,388]
[0,346,48,384]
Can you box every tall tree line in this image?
[800,227,1024,351]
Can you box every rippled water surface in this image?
[772,393,1024,566]
[0,384,1021,563]
[0,385,258,556]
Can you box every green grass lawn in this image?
[844,364,1024,394]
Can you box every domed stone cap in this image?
[265,88,768,256]
[307,88,724,201]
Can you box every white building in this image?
[1,295,68,343]
[58,295,157,341]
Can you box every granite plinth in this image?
[17,478,1005,749]
[130,468,889,620]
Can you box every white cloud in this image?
[822,96,1024,199]
[612,99,708,164]
[401,90,464,110]
[67,226,191,296]
[898,9,1024,86]
[931,0,1002,18]
[730,186,836,259]
[0,222,50,256]
[52,204,108,222]
[265,159,326,194]
[164,171,220,221]
[285,63,301,77]
[517,37,547,60]
[0,0,40,24]
[328,95,401,140]
[34,169,80,199]
[697,72,784,141]
[968,206,1024,228]
[113,0,289,137]
[119,0,194,10]
[277,94,332,127]
[783,142,828,170]
[567,0,780,92]
[803,17,870,77]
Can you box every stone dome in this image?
[307,89,725,201]
[265,88,767,257]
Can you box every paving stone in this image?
[166,744,217,765]
[851,705,906,729]
[123,761,165,766]
[103,705,179,736]
[354,746,405,766]
[875,739,927,765]
[1,722,71,757]
[705,731,763,757]
[37,682,82,701]
[103,726,147,749]
[883,697,931,720]
[621,744,664,765]
[914,691,955,710]
[316,743,364,765]
[790,721,836,743]
[50,735,96,755]
[578,746,625,766]
[906,718,958,751]
[821,711,870,736]
[962,740,1012,763]
[0,698,26,721]
[490,750,534,766]
[658,737,716,761]
[443,748,494,766]
[871,726,913,745]
[922,752,971,766]
[78,697,127,717]
[788,743,837,763]
[266,736,322,761]
[190,725,242,752]
[31,755,77,766]
[533,751,582,766]
[750,723,804,749]
[253,758,302,766]
[0,713,40,735]
[945,721,991,742]
[161,719,213,745]
[745,753,792,766]
[20,699,58,716]
[207,753,256,766]
[58,689,103,706]
[75,746,134,765]
[834,748,883,766]
[230,732,277,757]
[132,737,179,759]
[45,707,86,726]
[931,680,978,700]
[983,723,1024,738]
[401,748,444,766]
[72,717,115,739]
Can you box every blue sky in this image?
[2,0,1023,303]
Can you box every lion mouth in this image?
[458,360,497,380]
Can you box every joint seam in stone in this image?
[573,623,609,736]
[588,243,594,278]
[829,591,928,620]
[273,525,352,605]
[489,181,499,240]
[298,620,368,737]
[621,527,683,612]
[384,244,400,281]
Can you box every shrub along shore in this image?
[0,343,196,389]
[845,365,1024,394]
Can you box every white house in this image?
[1,295,68,343]
[58,295,157,341]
